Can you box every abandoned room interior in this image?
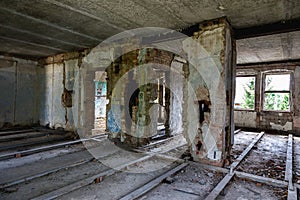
[0,0,300,199]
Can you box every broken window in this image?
[263,74,291,111]
[234,76,255,110]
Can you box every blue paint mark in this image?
[107,105,121,133]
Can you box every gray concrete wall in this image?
[0,56,38,128]
[38,58,79,131]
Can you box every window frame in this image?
[234,75,256,111]
[262,72,293,112]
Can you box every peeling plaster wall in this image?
[182,18,235,166]
[0,56,38,128]
[170,60,184,135]
[38,55,81,131]
[235,63,300,134]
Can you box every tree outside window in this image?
[235,76,255,110]
[263,74,290,111]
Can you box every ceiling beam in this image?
[236,59,300,68]
[0,7,102,42]
[234,18,300,39]
[43,0,126,32]
[0,36,64,52]
[0,24,88,49]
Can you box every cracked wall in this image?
[235,63,300,134]
[182,18,235,166]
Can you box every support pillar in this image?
[183,18,235,166]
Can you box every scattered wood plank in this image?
[119,163,188,200]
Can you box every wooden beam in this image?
[0,129,34,136]
[193,161,289,188]
[0,158,93,189]
[32,155,154,200]
[285,134,297,200]
[33,140,185,200]
[234,18,300,39]
[119,163,188,200]
[285,134,293,181]
[0,134,106,160]
[204,132,264,199]
[235,171,288,188]
[230,132,264,171]
[204,173,235,200]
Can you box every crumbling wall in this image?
[61,21,235,165]
[235,63,299,134]
[182,18,235,166]
[170,59,184,135]
[0,56,38,128]
[105,48,174,146]
[38,52,85,131]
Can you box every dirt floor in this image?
[217,178,285,200]
[236,133,287,181]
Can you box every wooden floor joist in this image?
[0,129,35,137]
[230,132,264,171]
[285,134,297,200]
[204,132,265,199]
[0,134,106,160]
[285,134,293,181]
[196,161,289,188]
[0,158,93,189]
[235,171,288,188]
[32,141,185,200]
[119,163,189,200]
[32,155,154,200]
[204,173,235,200]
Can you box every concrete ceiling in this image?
[0,0,299,63]
[237,31,300,64]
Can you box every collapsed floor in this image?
[0,128,298,199]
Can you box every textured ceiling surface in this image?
[237,31,300,64]
[0,0,299,63]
